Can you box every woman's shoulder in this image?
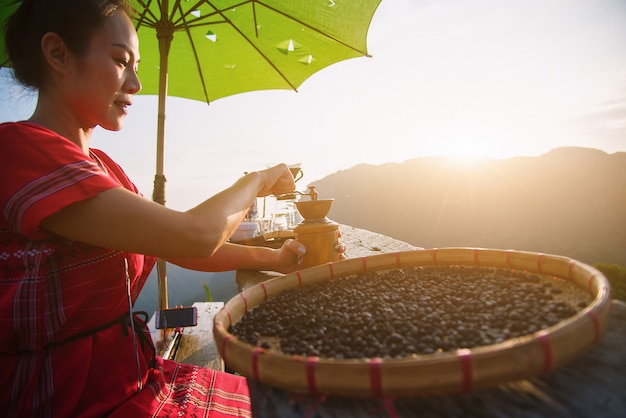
[1,121,43,130]
[0,121,84,157]
[0,121,28,134]
[0,121,61,139]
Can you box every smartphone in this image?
[155,307,198,329]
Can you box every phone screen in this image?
[155,307,198,329]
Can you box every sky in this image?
[1,0,626,210]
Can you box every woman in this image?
[0,0,312,416]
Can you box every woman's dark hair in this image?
[4,0,134,89]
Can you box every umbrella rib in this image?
[255,0,372,57]
[177,2,212,104]
[252,0,259,38]
[133,0,160,28]
[168,0,184,23]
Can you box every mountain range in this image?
[311,147,626,267]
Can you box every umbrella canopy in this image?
[134,0,381,103]
[0,0,381,311]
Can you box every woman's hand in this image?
[273,237,347,274]
[255,164,296,197]
[273,239,307,274]
[337,228,347,261]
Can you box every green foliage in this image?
[594,263,626,302]
[202,282,213,302]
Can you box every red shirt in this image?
[0,122,250,417]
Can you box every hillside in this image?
[311,147,626,267]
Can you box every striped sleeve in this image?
[0,123,120,240]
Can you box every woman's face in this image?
[64,11,141,132]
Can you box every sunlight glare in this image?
[439,140,493,165]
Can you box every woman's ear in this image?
[40,32,70,74]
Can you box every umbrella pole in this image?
[153,12,174,314]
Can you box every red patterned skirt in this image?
[109,358,252,417]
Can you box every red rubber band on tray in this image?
[369,357,383,398]
[297,271,303,288]
[240,292,248,311]
[568,259,576,280]
[536,331,553,373]
[383,397,400,418]
[395,252,401,267]
[473,249,480,267]
[260,282,268,301]
[362,256,368,272]
[221,333,234,365]
[306,357,319,395]
[506,250,513,268]
[536,253,544,274]
[252,347,264,381]
[432,248,438,266]
[588,272,596,294]
[224,306,232,327]
[586,309,601,343]
[457,349,473,393]
[328,262,335,279]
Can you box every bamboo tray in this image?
[213,248,612,397]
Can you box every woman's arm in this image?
[40,166,296,260]
[168,240,306,274]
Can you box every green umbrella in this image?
[131,0,381,203]
[1,0,381,311]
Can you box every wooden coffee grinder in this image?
[292,185,340,269]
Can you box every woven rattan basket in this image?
[213,248,612,397]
